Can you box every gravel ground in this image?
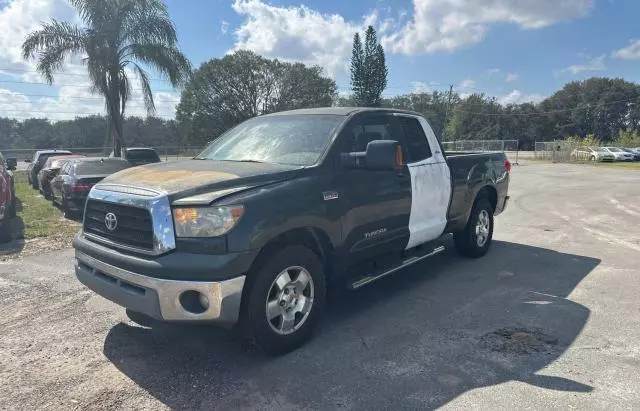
[1,162,639,410]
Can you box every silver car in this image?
[571,147,614,162]
[601,147,635,161]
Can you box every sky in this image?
[1,0,640,121]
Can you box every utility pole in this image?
[442,84,454,141]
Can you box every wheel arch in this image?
[237,226,334,334]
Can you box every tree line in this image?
[3,4,640,152]
[4,73,640,151]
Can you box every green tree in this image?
[350,26,388,107]
[21,0,191,156]
[176,50,337,145]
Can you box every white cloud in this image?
[505,73,519,82]
[0,0,78,74]
[612,39,640,60]
[0,0,179,120]
[561,55,606,75]
[459,79,476,89]
[411,80,440,93]
[231,0,376,77]
[221,20,230,35]
[498,90,545,105]
[486,68,500,76]
[382,0,593,55]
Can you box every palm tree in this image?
[22,0,191,156]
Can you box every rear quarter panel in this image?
[445,151,509,232]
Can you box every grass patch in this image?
[12,171,80,240]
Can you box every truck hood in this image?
[98,159,303,200]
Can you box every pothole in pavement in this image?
[480,327,560,355]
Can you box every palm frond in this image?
[119,69,131,116]
[123,42,191,86]
[22,20,87,83]
[130,62,156,114]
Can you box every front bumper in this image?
[75,250,246,326]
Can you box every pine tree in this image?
[350,33,365,106]
[349,25,388,107]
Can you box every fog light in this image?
[198,293,210,310]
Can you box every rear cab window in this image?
[396,116,432,163]
[342,114,406,154]
[127,149,160,162]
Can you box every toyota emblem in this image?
[104,212,118,231]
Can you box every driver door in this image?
[337,113,412,267]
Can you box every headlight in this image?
[172,205,244,237]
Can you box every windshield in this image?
[196,115,344,166]
[607,147,623,153]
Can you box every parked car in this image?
[109,147,161,166]
[37,154,86,198]
[73,107,511,354]
[622,148,640,161]
[51,157,131,217]
[27,150,72,189]
[570,147,614,162]
[600,147,635,161]
[0,151,16,243]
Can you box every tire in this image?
[8,200,16,219]
[454,197,494,258]
[0,219,11,244]
[244,245,326,355]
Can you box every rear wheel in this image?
[454,197,494,258]
[244,245,326,355]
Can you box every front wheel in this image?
[454,197,494,258]
[244,245,326,355]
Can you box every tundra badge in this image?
[323,191,339,201]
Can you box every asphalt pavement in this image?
[1,162,639,410]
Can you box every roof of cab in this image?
[261,107,424,117]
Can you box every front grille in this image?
[84,200,154,250]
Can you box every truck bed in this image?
[444,151,510,232]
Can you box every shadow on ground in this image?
[103,240,599,409]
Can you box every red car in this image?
[0,152,16,243]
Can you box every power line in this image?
[0,67,175,83]
[0,93,181,102]
[452,97,638,117]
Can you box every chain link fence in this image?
[441,139,522,163]
[3,146,204,171]
[3,145,202,162]
[534,141,600,163]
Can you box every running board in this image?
[349,245,446,290]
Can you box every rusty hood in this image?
[98,159,303,199]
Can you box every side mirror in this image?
[6,158,17,171]
[24,159,32,163]
[341,140,401,170]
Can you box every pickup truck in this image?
[73,107,510,354]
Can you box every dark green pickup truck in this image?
[73,107,510,354]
